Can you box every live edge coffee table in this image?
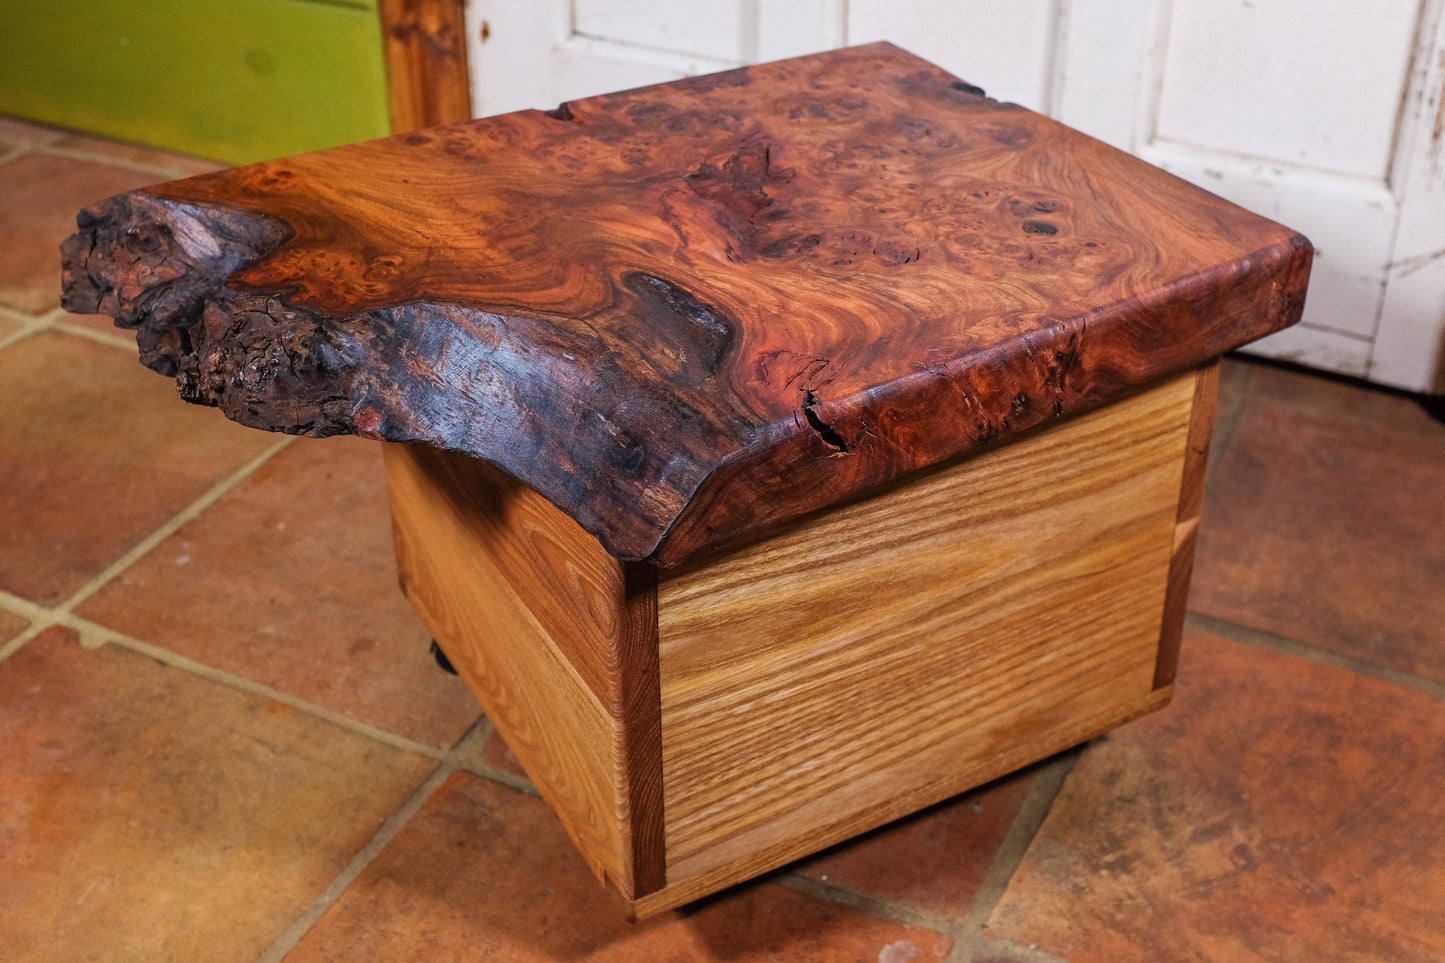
[61,43,1310,917]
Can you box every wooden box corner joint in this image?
[59,43,1310,917]
[384,362,1218,915]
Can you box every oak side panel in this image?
[1154,361,1220,688]
[382,443,664,897]
[653,371,1198,901]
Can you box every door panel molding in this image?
[1376,0,1445,391]
[1058,0,1443,390]
[457,0,1445,391]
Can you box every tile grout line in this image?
[1186,611,1445,702]
[0,305,64,352]
[51,320,139,352]
[453,754,541,798]
[0,304,44,324]
[0,432,292,663]
[255,716,508,961]
[60,434,297,614]
[256,761,458,963]
[0,397,515,801]
[935,755,1083,963]
[0,595,65,663]
[93,622,448,759]
[0,591,54,625]
[2,304,66,325]
[440,715,549,799]
[958,751,1081,936]
[0,323,44,353]
[775,871,962,937]
[0,599,448,759]
[776,754,1086,961]
[952,936,1070,963]
[936,600,1445,961]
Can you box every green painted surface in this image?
[0,0,390,164]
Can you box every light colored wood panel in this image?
[631,685,1173,919]
[428,456,629,710]
[382,443,663,895]
[656,372,1198,891]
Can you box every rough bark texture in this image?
[60,42,1312,566]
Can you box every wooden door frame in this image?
[379,0,474,132]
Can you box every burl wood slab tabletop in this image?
[62,42,1310,566]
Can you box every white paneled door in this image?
[464,0,1445,392]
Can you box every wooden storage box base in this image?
[383,365,1216,918]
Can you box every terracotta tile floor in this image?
[1,116,1442,962]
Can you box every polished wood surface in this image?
[643,371,1197,909]
[61,42,1311,567]
[382,444,665,898]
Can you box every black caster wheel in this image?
[429,639,458,675]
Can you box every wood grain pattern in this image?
[60,42,1311,567]
[379,0,472,133]
[647,371,1197,908]
[382,443,665,898]
[1154,360,1220,689]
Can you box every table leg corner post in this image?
[1154,361,1221,689]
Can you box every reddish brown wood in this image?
[616,561,665,897]
[60,42,1311,567]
